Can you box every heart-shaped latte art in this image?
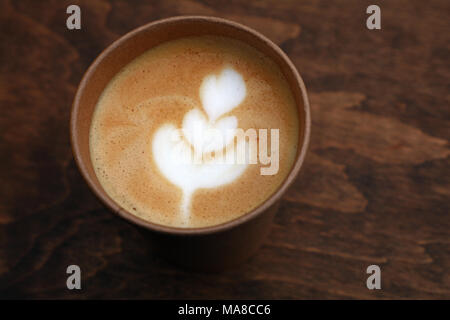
[200,67,246,122]
[182,108,237,154]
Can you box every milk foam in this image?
[182,109,237,154]
[152,67,248,224]
[200,67,246,121]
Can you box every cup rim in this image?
[70,15,311,236]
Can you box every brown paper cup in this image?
[70,16,310,271]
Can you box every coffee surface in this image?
[90,36,299,228]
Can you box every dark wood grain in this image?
[0,0,449,299]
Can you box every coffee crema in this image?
[90,36,299,228]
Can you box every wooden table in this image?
[0,0,448,299]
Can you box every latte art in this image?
[153,67,249,223]
[90,36,299,228]
[200,67,246,122]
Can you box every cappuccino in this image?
[90,36,299,228]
